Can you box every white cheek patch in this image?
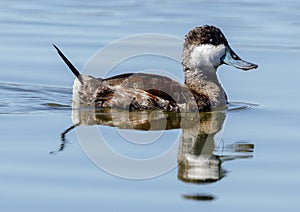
[190,44,226,68]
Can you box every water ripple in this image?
[0,82,72,115]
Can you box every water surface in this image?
[1,0,300,211]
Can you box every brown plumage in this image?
[73,73,210,112]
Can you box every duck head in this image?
[182,25,258,71]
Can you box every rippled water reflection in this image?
[0,82,71,114]
[1,0,300,211]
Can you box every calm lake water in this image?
[1,0,300,211]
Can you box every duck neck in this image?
[184,66,227,110]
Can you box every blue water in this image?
[1,0,300,211]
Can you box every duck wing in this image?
[94,85,179,111]
[102,73,211,111]
[103,73,191,104]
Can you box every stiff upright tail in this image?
[53,44,81,78]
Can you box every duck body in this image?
[54,25,257,112]
[72,73,210,112]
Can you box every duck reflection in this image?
[58,104,254,200]
[177,111,226,184]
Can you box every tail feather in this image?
[53,44,81,78]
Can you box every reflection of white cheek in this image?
[190,44,225,67]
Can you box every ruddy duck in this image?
[54,25,257,112]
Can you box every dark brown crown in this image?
[184,25,228,46]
